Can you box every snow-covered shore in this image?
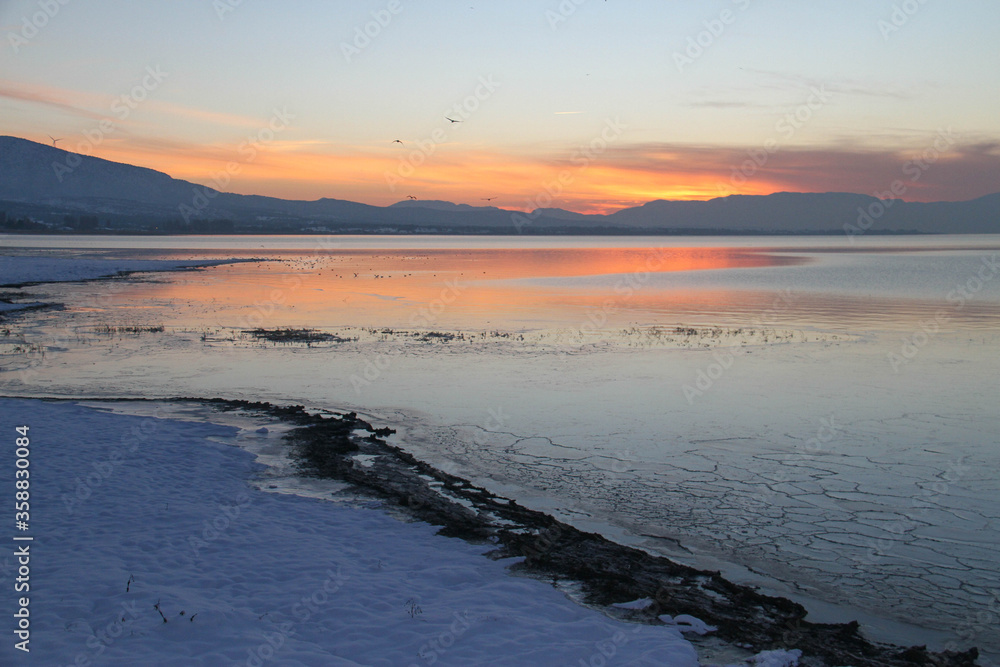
[0,255,234,287]
[0,397,718,666]
[0,255,240,318]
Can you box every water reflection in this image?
[105,247,796,326]
[27,245,1000,333]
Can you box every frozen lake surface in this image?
[2,234,999,658]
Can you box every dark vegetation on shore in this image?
[0,302,57,321]
[0,289,61,322]
[95,324,165,334]
[193,397,980,667]
[242,328,355,344]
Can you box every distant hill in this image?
[1,136,997,234]
[609,191,1000,234]
[388,199,493,212]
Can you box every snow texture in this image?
[0,398,705,666]
[0,256,224,286]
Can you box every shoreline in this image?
[3,395,705,665]
[235,397,982,667]
[7,394,980,667]
[0,256,259,290]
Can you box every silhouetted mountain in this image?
[609,191,1000,234]
[388,200,494,212]
[1,136,996,234]
[530,208,594,221]
[1,136,198,206]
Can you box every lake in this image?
[3,233,999,657]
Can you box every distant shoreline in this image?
[0,226,940,237]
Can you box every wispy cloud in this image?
[0,79,108,121]
[738,68,915,100]
[681,99,769,110]
[143,101,266,129]
[0,79,266,129]
[681,70,918,114]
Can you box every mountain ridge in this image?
[1,136,997,234]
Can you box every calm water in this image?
[4,234,1000,657]
[6,234,1000,333]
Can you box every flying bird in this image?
[392,139,404,145]
[48,135,63,147]
[407,195,417,200]
[445,117,462,123]
[481,197,496,201]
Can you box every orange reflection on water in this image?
[116,247,807,330]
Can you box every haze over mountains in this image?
[1,136,997,234]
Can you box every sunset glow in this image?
[2,1,999,211]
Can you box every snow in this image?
[746,649,803,667]
[0,256,228,286]
[0,398,707,665]
[660,615,719,636]
[612,597,655,610]
[0,301,45,313]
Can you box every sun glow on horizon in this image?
[91,141,771,213]
[26,129,995,215]
[2,1,998,212]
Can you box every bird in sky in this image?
[481,197,496,201]
[392,139,403,145]
[48,135,62,147]
[445,117,462,123]
[407,195,417,200]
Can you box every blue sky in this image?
[2,0,998,211]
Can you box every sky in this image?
[1,0,999,213]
